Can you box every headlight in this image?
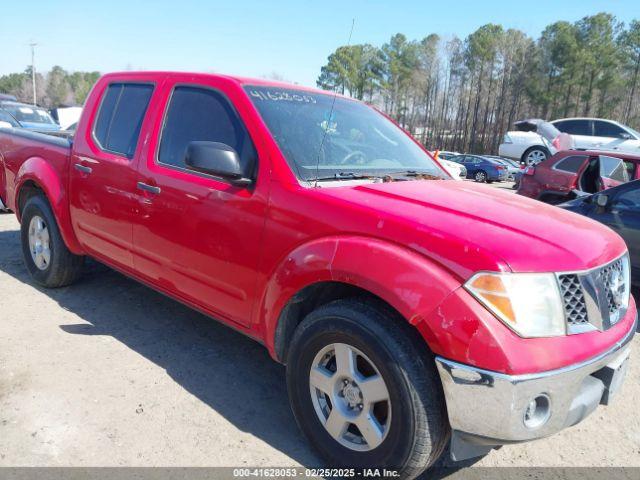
[465,272,566,337]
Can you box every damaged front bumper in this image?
[435,312,636,461]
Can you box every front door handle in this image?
[137,182,161,195]
[74,163,92,174]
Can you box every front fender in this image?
[15,157,83,253]
[259,235,462,359]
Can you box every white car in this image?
[438,158,466,180]
[499,117,640,165]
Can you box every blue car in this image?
[0,101,60,132]
[449,154,509,183]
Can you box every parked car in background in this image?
[499,117,640,166]
[437,158,467,180]
[0,101,60,132]
[486,156,520,180]
[560,180,640,283]
[450,154,509,182]
[50,106,82,130]
[0,93,18,101]
[517,150,637,204]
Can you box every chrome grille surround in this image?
[555,253,630,334]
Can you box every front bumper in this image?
[435,312,636,460]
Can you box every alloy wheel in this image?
[309,343,391,452]
[526,149,547,166]
[28,215,51,270]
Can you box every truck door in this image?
[69,81,156,270]
[132,80,268,328]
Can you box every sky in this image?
[2,0,640,88]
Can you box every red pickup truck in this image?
[0,72,636,476]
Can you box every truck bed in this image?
[0,128,72,212]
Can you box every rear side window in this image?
[553,119,592,136]
[554,155,587,173]
[158,86,255,173]
[93,83,154,158]
[593,121,628,139]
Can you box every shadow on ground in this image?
[0,224,479,476]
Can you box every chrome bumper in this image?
[436,314,636,460]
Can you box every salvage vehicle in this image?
[449,154,509,182]
[0,72,636,478]
[499,117,640,165]
[518,150,638,204]
[560,180,640,283]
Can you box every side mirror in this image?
[595,195,609,208]
[620,132,633,140]
[184,141,252,186]
[0,121,13,129]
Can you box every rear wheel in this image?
[522,146,549,166]
[20,194,84,287]
[286,299,449,478]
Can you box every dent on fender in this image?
[260,235,462,358]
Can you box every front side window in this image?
[553,119,592,136]
[593,121,629,139]
[245,86,443,181]
[554,155,587,173]
[93,83,154,158]
[158,86,255,174]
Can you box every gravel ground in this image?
[0,211,638,472]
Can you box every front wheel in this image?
[286,299,449,478]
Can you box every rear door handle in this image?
[137,182,161,195]
[74,163,92,174]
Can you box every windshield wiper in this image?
[386,170,443,179]
[313,172,383,181]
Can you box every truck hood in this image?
[321,179,626,280]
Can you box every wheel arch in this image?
[260,235,461,364]
[14,157,83,254]
[521,144,550,164]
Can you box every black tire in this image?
[474,170,487,183]
[521,146,549,166]
[286,299,449,478]
[20,194,84,287]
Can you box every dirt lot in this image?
[0,211,639,471]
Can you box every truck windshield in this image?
[245,86,443,181]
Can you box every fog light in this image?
[523,394,550,429]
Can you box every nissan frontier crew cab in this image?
[0,72,635,478]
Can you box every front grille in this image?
[556,255,629,333]
[558,274,589,326]
[598,258,625,324]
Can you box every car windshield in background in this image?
[245,86,443,181]
[1,104,56,125]
[0,110,21,127]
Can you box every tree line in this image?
[0,66,100,108]
[317,13,640,154]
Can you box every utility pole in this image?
[29,42,38,105]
